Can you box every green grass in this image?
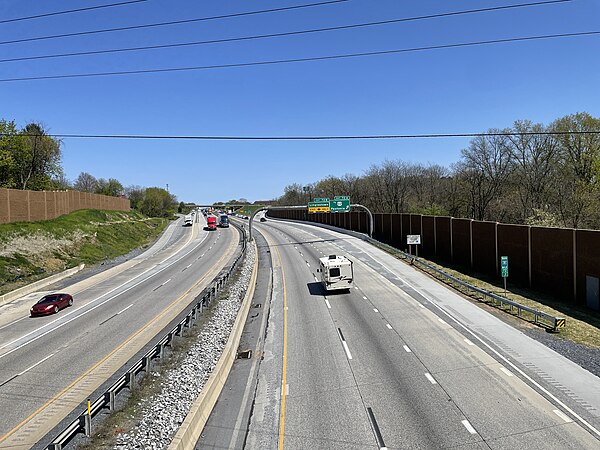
[0,209,169,295]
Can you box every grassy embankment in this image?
[0,209,170,295]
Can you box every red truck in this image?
[206,215,217,231]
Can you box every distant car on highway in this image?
[30,293,73,316]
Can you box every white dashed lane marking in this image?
[461,419,478,435]
[425,373,437,385]
[403,345,412,353]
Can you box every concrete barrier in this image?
[0,263,85,307]
[168,240,259,450]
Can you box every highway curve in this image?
[0,214,240,449]
[242,218,600,449]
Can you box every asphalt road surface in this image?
[0,214,240,449]
[232,218,600,449]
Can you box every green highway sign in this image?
[501,256,508,277]
[330,196,350,212]
[313,198,329,202]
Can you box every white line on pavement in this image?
[500,367,514,377]
[325,299,331,309]
[18,353,56,376]
[403,345,412,353]
[373,308,379,313]
[386,324,393,330]
[425,373,437,384]
[117,304,134,315]
[363,296,367,300]
[342,341,353,360]
[437,318,446,325]
[461,420,478,434]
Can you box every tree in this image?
[96,178,124,197]
[125,185,145,210]
[73,172,98,192]
[506,120,559,223]
[0,120,21,188]
[457,131,513,220]
[551,113,600,228]
[14,122,62,190]
[139,187,177,217]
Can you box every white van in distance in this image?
[317,255,354,292]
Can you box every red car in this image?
[30,293,73,317]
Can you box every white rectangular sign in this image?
[407,234,421,245]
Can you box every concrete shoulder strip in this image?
[168,240,259,450]
[0,263,85,307]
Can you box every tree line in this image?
[275,112,600,229]
[0,119,177,218]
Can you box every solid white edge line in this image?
[554,409,573,423]
[325,299,331,309]
[342,341,353,360]
[394,272,600,438]
[18,353,56,376]
[403,345,412,353]
[425,373,437,384]
[461,419,478,434]
[500,367,514,377]
[386,324,393,330]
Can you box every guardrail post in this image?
[105,391,116,411]
[48,443,62,450]
[144,355,151,373]
[80,414,91,437]
[128,371,135,391]
[158,343,165,359]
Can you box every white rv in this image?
[183,214,193,226]
[318,255,354,292]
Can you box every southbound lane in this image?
[0,215,240,448]
[245,218,599,449]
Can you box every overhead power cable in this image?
[0,0,150,25]
[0,0,575,64]
[0,0,350,46]
[0,30,597,83]
[3,130,599,141]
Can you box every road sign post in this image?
[501,256,509,295]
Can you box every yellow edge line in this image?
[276,244,288,450]
[0,230,238,444]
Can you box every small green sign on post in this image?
[501,256,508,295]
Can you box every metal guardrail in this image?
[369,239,566,332]
[46,223,248,450]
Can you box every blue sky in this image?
[1,0,598,204]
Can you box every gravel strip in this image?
[113,243,255,450]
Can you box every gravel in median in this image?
[113,243,255,450]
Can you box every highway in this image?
[0,213,241,449]
[236,218,600,449]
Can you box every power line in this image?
[3,131,598,141]
[1,30,597,83]
[0,0,350,46]
[0,0,574,64]
[0,0,150,25]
